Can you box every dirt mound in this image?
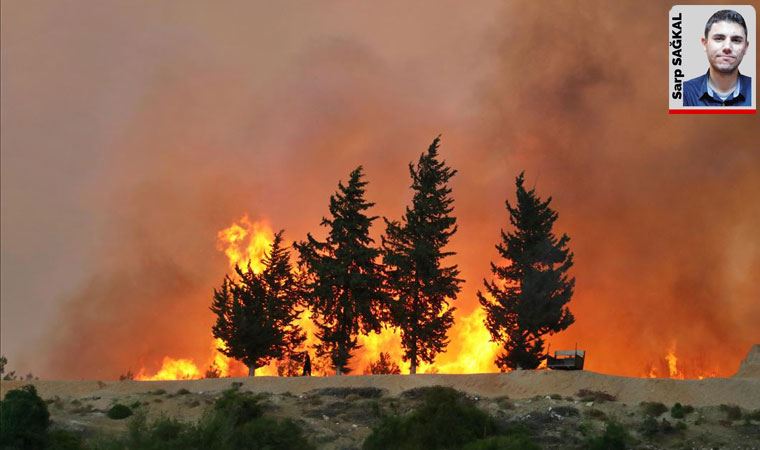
[734,344,760,378]
[3,369,760,409]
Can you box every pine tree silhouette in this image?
[478,172,575,370]
[383,136,462,374]
[211,231,305,376]
[295,167,387,375]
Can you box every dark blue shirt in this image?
[683,71,752,107]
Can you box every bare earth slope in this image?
[735,344,760,379]
[2,347,760,450]
[2,368,759,409]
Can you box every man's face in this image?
[702,20,749,74]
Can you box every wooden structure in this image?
[547,349,586,370]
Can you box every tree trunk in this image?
[410,345,417,375]
[248,365,255,377]
[336,366,342,376]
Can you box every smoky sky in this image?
[1,0,758,379]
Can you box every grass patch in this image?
[401,386,466,401]
[175,388,191,395]
[585,408,607,420]
[312,387,385,399]
[493,396,514,410]
[745,409,760,421]
[576,389,616,403]
[551,405,580,417]
[462,433,540,450]
[720,404,742,421]
[640,401,668,417]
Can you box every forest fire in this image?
[136,217,277,380]
[135,215,503,380]
[134,215,725,381]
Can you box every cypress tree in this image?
[211,231,305,376]
[382,136,462,374]
[295,166,387,375]
[478,172,575,370]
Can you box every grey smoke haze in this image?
[1,0,757,378]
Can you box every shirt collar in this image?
[706,74,741,100]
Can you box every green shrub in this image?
[176,388,190,395]
[659,418,674,434]
[720,404,742,420]
[231,417,314,449]
[47,429,85,450]
[639,416,659,437]
[746,409,760,421]
[363,387,496,450]
[675,421,688,431]
[640,401,668,417]
[670,402,694,419]
[0,384,50,449]
[213,389,263,426]
[586,421,631,450]
[107,403,133,420]
[462,434,540,450]
[96,392,314,450]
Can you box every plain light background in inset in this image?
[669,5,756,109]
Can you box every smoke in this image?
[35,1,758,378]
[468,1,760,375]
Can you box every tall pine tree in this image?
[295,166,387,375]
[211,230,305,376]
[478,172,575,370]
[382,136,462,374]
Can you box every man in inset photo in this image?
[684,9,752,106]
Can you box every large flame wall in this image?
[7,1,755,380]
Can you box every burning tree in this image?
[211,231,305,376]
[364,352,401,375]
[478,172,575,370]
[382,136,462,374]
[295,166,388,375]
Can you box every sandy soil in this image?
[2,346,758,449]
[3,368,760,409]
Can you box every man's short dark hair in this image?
[704,10,748,39]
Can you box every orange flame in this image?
[136,357,201,381]
[136,216,276,380]
[217,215,275,274]
[137,213,504,378]
[665,343,684,379]
[642,341,718,380]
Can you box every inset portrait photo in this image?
[669,5,756,113]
